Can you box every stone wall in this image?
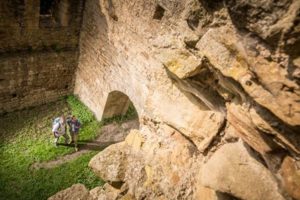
[69,0,300,199]
[0,0,84,113]
[0,50,77,113]
[0,0,84,53]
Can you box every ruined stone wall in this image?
[0,0,84,52]
[0,51,78,113]
[0,0,84,113]
[69,0,300,199]
[74,0,222,144]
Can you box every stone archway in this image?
[99,90,139,143]
[102,90,137,120]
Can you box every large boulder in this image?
[89,184,121,200]
[48,184,90,200]
[280,156,300,200]
[201,141,284,200]
[89,142,127,182]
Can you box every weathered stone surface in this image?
[48,184,90,200]
[201,141,284,200]
[125,129,145,151]
[54,0,300,198]
[0,1,84,113]
[89,184,121,200]
[74,0,226,154]
[194,186,232,200]
[196,26,300,127]
[161,49,202,79]
[89,142,127,182]
[0,1,84,53]
[226,0,300,48]
[227,103,277,154]
[89,124,200,199]
[3,0,300,199]
[0,51,77,113]
[280,156,300,200]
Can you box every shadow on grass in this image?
[57,141,115,151]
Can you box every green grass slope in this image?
[0,96,104,200]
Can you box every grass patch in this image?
[66,95,94,124]
[66,95,101,141]
[0,152,103,200]
[0,96,104,200]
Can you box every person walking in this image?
[67,115,81,151]
[52,115,70,146]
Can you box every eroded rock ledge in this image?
[50,0,300,199]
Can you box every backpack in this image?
[53,117,61,128]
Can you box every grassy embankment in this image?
[0,96,104,200]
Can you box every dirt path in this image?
[30,119,139,170]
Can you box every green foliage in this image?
[79,120,101,141]
[102,103,138,125]
[0,152,103,200]
[67,95,101,141]
[67,95,94,124]
[0,99,104,200]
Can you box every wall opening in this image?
[102,91,138,121]
[187,18,199,30]
[100,91,139,143]
[153,5,165,20]
[39,0,70,28]
[40,0,55,15]
[11,93,17,98]
[39,0,56,27]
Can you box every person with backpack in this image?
[67,115,81,151]
[52,115,70,147]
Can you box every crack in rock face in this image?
[1,0,300,199]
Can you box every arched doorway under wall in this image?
[102,91,138,121]
[99,90,139,142]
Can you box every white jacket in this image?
[52,123,66,136]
